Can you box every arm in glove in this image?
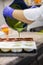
[3,5,43,24]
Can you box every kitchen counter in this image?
[0,32,43,65]
[20,32,43,43]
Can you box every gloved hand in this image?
[31,5,37,8]
[3,6,14,18]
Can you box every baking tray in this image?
[0,38,37,57]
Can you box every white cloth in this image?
[23,5,43,21]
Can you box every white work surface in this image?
[20,32,43,43]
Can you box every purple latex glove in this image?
[3,6,14,18]
[31,5,37,8]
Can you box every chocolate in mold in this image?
[0,38,33,41]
